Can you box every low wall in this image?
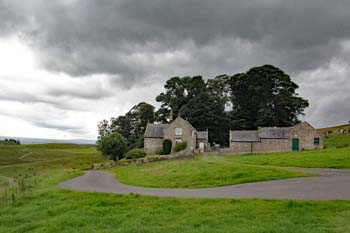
[93,149,195,169]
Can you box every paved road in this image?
[59,169,350,200]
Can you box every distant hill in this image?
[0,136,96,145]
[317,124,350,134]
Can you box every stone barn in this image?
[229,122,323,154]
[144,116,208,154]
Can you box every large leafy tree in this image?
[226,65,309,129]
[155,76,206,122]
[97,132,127,161]
[98,102,155,149]
[156,76,229,145]
[98,64,308,148]
[179,91,229,145]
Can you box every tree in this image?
[97,132,128,161]
[99,102,155,149]
[155,76,206,122]
[156,76,229,145]
[226,65,309,129]
[179,91,229,145]
[97,119,110,139]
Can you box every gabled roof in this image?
[144,124,168,138]
[260,127,291,139]
[171,116,197,132]
[197,131,208,140]
[231,130,260,142]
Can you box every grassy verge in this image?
[112,156,311,188]
[0,177,6,185]
[1,171,350,233]
[226,147,350,168]
[1,144,350,232]
[325,133,350,148]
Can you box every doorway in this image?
[292,138,299,151]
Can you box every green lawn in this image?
[2,143,350,232]
[112,134,350,188]
[0,177,6,185]
[0,169,350,233]
[325,133,350,148]
[227,147,350,168]
[112,156,310,188]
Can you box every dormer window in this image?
[175,128,183,136]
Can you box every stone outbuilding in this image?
[144,116,208,154]
[229,122,323,154]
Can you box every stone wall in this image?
[227,122,324,154]
[253,139,291,153]
[144,138,163,154]
[289,122,324,150]
[93,149,195,169]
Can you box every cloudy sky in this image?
[0,0,349,139]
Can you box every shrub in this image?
[97,132,128,161]
[156,148,164,155]
[162,139,172,155]
[174,141,187,152]
[126,148,146,159]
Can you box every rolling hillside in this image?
[317,124,350,134]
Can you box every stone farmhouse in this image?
[144,116,208,154]
[229,122,323,154]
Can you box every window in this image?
[175,128,183,136]
[314,138,320,145]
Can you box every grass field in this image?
[112,134,350,188]
[1,139,350,232]
[227,147,350,168]
[0,177,6,185]
[0,143,106,178]
[318,124,350,134]
[1,165,350,233]
[325,133,350,148]
[113,156,310,188]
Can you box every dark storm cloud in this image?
[2,0,350,80]
[1,0,349,131]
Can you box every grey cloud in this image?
[1,0,350,133]
[34,121,84,132]
[2,0,350,79]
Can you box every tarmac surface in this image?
[59,168,350,200]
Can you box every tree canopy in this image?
[97,132,128,161]
[98,102,155,149]
[98,64,309,147]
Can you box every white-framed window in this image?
[175,128,183,136]
[175,139,182,143]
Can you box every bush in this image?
[174,141,187,152]
[126,148,146,159]
[163,139,172,155]
[97,132,128,161]
[156,148,164,155]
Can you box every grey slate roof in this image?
[260,127,291,139]
[197,131,208,140]
[144,124,168,138]
[231,130,260,142]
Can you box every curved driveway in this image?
[59,169,350,200]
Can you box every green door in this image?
[292,138,299,151]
